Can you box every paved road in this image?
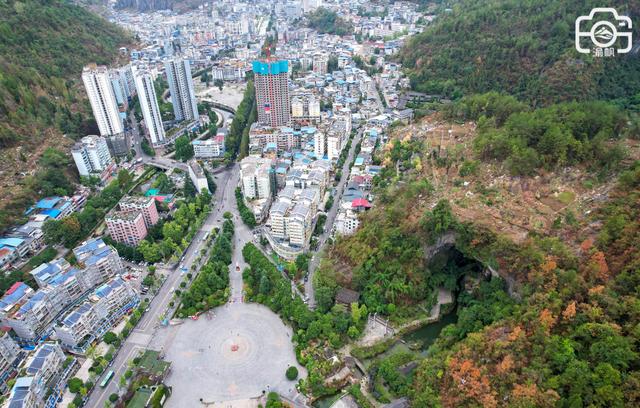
[128,111,143,158]
[86,167,234,408]
[305,128,364,309]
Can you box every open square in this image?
[162,303,305,407]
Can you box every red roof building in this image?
[351,198,372,211]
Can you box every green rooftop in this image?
[139,350,170,377]
[126,388,153,408]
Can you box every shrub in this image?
[68,377,83,393]
[285,366,299,381]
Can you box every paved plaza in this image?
[163,302,306,407]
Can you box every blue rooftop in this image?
[40,208,61,218]
[95,277,125,299]
[30,259,68,284]
[84,245,112,267]
[26,344,57,375]
[62,302,92,327]
[73,238,107,260]
[35,197,61,209]
[252,60,289,75]
[0,282,31,310]
[0,238,24,248]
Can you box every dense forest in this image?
[400,0,640,106]
[305,7,354,36]
[444,92,634,176]
[0,0,130,231]
[0,0,129,147]
[412,164,640,407]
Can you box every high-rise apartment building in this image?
[110,65,134,106]
[314,131,342,161]
[314,131,327,159]
[133,65,166,146]
[253,60,291,127]
[71,135,113,177]
[240,156,274,200]
[164,58,199,123]
[105,211,147,247]
[82,64,124,136]
[118,196,159,230]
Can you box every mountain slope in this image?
[315,116,640,407]
[0,0,131,230]
[400,0,640,106]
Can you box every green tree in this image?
[421,199,456,238]
[285,366,298,381]
[102,331,118,344]
[117,169,132,189]
[68,377,83,393]
[174,135,194,162]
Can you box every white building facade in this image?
[71,135,113,177]
[165,58,199,123]
[133,65,166,145]
[82,64,124,136]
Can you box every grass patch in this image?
[557,191,575,205]
[22,246,57,271]
[138,350,170,377]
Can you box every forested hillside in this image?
[306,7,354,36]
[400,0,640,106]
[313,2,640,406]
[0,0,130,230]
[316,119,640,406]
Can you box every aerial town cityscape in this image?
[1,1,639,408]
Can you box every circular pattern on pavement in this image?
[163,303,305,407]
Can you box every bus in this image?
[100,370,115,388]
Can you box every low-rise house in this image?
[55,276,138,352]
[6,343,67,408]
[0,333,20,393]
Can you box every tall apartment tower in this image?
[252,60,291,127]
[82,64,124,136]
[164,58,199,123]
[132,65,166,145]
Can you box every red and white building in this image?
[106,196,159,246]
[105,211,147,247]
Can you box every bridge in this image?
[146,158,188,172]
[199,98,237,115]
